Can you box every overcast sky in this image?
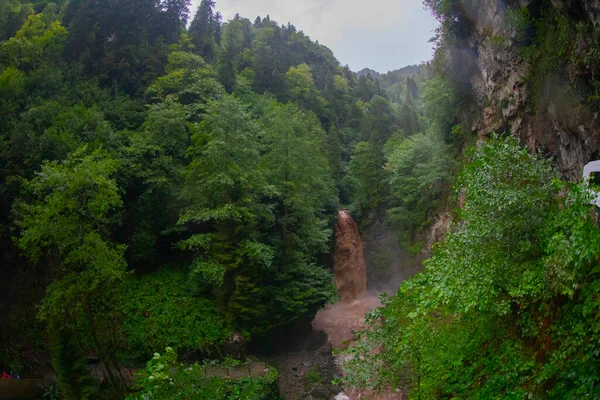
[190,0,438,73]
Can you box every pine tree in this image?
[189,0,220,61]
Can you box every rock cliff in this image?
[448,0,600,179]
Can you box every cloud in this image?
[190,0,438,72]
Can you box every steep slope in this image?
[439,0,600,178]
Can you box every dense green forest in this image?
[3,0,600,398]
[0,0,433,398]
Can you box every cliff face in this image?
[453,0,600,179]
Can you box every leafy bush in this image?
[119,268,232,363]
[127,348,279,400]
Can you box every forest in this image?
[2,0,600,399]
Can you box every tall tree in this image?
[160,0,192,42]
[256,101,337,329]
[16,147,127,395]
[366,95,399,146]
[178,95,273,330]
[261,102,336,266]
[189,0,221,61]
[400,93,421,135]
[63,0,183,94]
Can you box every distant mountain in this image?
[380,64,422,80]
[357,64,422,80]
[357,68,380,79]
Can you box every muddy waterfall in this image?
[333,210,367,302]
[313,210,380,349]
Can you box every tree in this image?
[287,63,314,102]
[217,49,236,92]
[341,137,600,399]
[16,147,127,396]
[147,48,225,107]
[286,62,328,117]
[422,74,462,143]
[251,24,287,97]
[406,76,419,99]
[160,0,192,42]
[365,95,398,146]
[178,95,273,330]
[344,141,387,217]
[216,15,254,92]
[1,8,67,71]
[399,96,421,135]
[261,102,336,260]
[386,132,454,238]
[63,0,181,95]
[118,99,190,266]
[258,102,337,325]
[189,0,221,61]
[0,0,34,42]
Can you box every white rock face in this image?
[334,393,351,400]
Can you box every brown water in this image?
[311,210,403,399]
[312,294,381,348]
[314,210,375,348]
[333,210,367,302]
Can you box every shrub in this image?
[119,268,232,364]
[127,348,280,400]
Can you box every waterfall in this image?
[312,210,378,349]
[333,210,367,302]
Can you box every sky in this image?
[190,0,439,73]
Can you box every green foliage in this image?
[178,95,272,327]
[147,51,224,106]
[119,268,232,363]
[386,132,455,239]
[62,0,188,94]
[0,0,34,42]
[424,0,474,41]
[16,147,127,395]
[344,141,386,216]
[287,63,314,99]
[305,366,323,386]
[516,1,600,107]
[4,1,600,400]
[343,95,404,220]
[0,1,423,396]
[258,102,338,324]
[432,136,556,312]
[365,95,398,146]
[17,147,123,265]
[286,63,327,112]
[178,96,336,335]
[1,9,67,70]
[189,0,221,62]
[421,74,461,142]
[48,329,96,400]
[127,348,279,400]
[260,102,337,261]
[42,384,64,400]
[116,99,189,266]
[342,136,600,398]
[506,6,531,41]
